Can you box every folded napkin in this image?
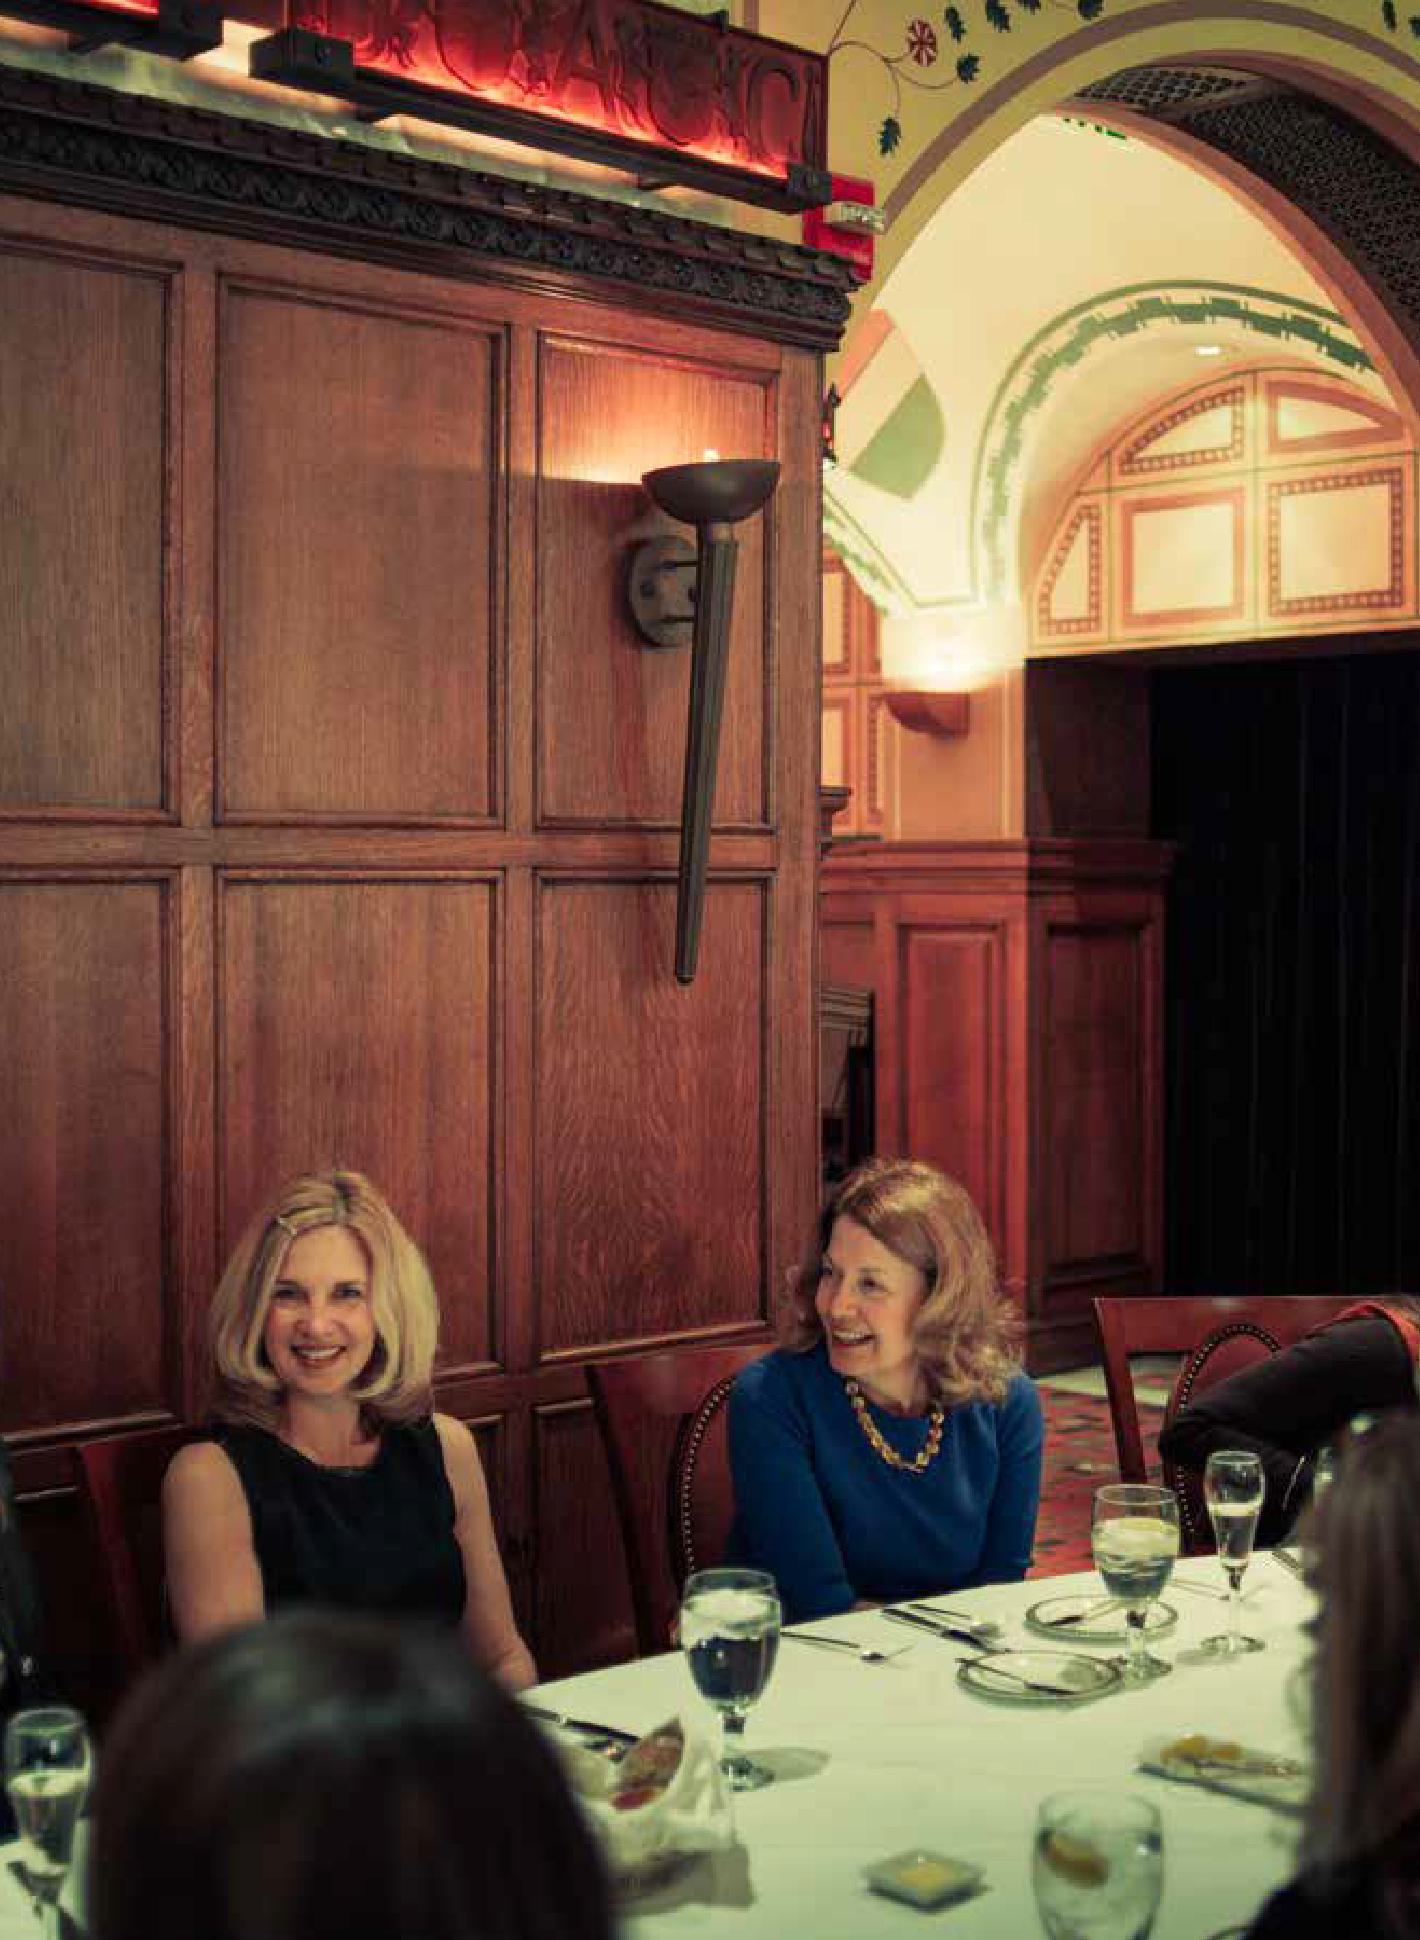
[556,1718,734,1881]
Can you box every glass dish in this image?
[1026,1594,1179,1645]
[957,1649,1122,1706]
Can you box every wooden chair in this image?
[72,1423,197,1686]
[587,1342,769,1657]
[1092,1295,1355,1552]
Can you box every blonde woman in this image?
[728,1158,1043,1624]
[1245,1414,1420,1938]
[163,1171,535,1691]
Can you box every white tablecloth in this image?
[535,1555,1313,1940]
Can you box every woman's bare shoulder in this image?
[162,1438,243,1507]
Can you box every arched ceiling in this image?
[825,111,1393,620]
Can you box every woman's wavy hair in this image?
[89,1612,613,1940]
[1302,1413,1420,1887]
[208,1169,438,1431]
[780,1157,1020,1407]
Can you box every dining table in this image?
[535,1552,1314,1940]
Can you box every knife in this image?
[522,1703,638,1750]
[961,1656,1083,1698]
[882,1607,991,1646]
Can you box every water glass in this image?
[1199,1449,1265,1657]
[680,1567,780,1791]
[1091,1485,1179,1683]
[4,1706,91,1939]
[1033,1791,1163,1939]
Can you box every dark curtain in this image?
[1152,647,1420,1297]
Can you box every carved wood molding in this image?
[0,65,853,349]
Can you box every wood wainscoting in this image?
[0,69,850,1706]
[821,843,1173,1374]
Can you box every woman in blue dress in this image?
[729,1158,1044,1624]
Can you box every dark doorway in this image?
[1152,643,1420,1297]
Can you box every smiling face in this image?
[814,1214,928,1413]
[261,1225,378,1401]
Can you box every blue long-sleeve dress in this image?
[727,1343,1044,1624]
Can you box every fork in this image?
[784,1631,913,1665]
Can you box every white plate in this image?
[1026,1594,1178,1645]
[957,1649,1122,1705]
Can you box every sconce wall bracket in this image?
[628,534,696,649]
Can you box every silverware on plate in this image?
[953,1654,1081,1697]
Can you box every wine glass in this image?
[1091,1485,1179,1683]
[4,1706,92,1939]
[1198,1449,1265,1657]
[1033,1791,1163,1940]
[680,1566,780,1792]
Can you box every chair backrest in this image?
[1092,1295,1356,1554]
[72,1424,196,1686]
[587,1342,768,1657]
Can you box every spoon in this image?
[784,1632,913,1665]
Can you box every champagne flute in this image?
[1091,1485,1179,1684]
[4,1706,91,1939]
[680,1567,780,1792]
[1198,1449,1265,1657]
[1033,1791,1163,1940]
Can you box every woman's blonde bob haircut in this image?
[781,1157,1020,1408]
[209,1170,439,1431]
[1302,1414,1420,1882]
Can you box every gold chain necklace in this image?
[844,1379,946,1474]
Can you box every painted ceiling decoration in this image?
[824,0,1112,160]
[823,282,1370,615]
[972,283,1371,599]
[1032,363,1418,653]
[831,315,944,497]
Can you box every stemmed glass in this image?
[680,1567,780,1792]
[1198,1449,1265,1657]
[1032,1791,1163,1940]
[1091,1485,1179,1684]
[4,1706,92,1939]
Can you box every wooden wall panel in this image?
[821,844,1168,1370]
[532,1400,632,1673]
[0,244,168,814]
[0,880,170,1432]
[898,924,1004,1240]
[218,282,500,823]
[536,338,774,828]
[535,877,765,1357]
[1040,914,1160,1310]
[219,876,497,1371]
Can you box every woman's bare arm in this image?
[433,1414,538,1692]
[161,1441,266,1642]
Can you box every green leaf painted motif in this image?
[956,51,980,79]
[1017,0,1041,9]
[1077,0,1105,16]
[986,0,1011,28]
[943,7,966,42]
[1382,0,1398,26]
[879,115,902,154]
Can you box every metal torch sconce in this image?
[627,457,780,983]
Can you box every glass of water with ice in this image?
[4,1706,91,1940]
[1198,1448,1266,1657]
[1033,1791,1163,1940]
[680,1568,780,1791]
[1091,1485,1179,1683]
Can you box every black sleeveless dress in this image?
[211,1419,466,1624]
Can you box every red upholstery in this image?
[587,1343,768,1656]
[73,1424,196,1689]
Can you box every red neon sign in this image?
[256,0,829,209]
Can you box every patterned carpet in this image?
[1030,1386,1163,1578]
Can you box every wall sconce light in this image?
[627,456,780,983]
[883,690,971,737]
